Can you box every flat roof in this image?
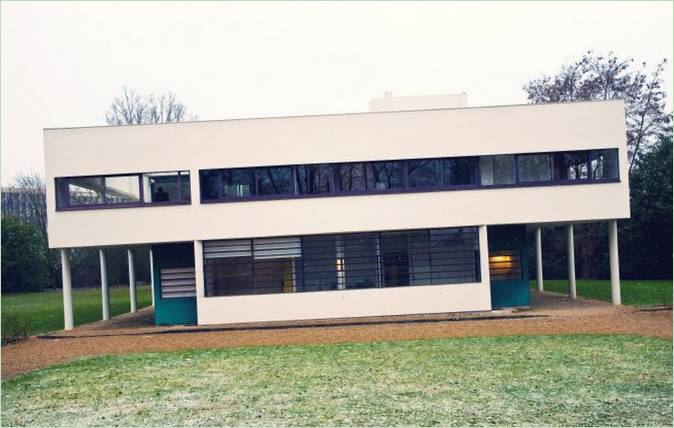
[44,99,623,131]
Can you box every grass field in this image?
[1,285,152,336]
[529,279,672,306]
[1,334,671,426]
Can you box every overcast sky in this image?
[1,1,672,185]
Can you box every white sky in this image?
[1,1,672,185]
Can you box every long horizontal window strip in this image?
[55,170,191,210]
[203,226,481,297]
[199,149,619,203]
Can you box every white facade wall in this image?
[44,100,629,325]
[44,100,630,250]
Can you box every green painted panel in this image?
[152,243,198,326]
[488,225,530,309]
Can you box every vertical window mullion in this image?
[139,174,145,204]
[102,176,108,205]
[176,172,182,202]
[514,155,519,184]
[402,160,409,190]
[427,229,433,285]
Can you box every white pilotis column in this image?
[535,227,544,292]
[194,240,204,325]
[608,220,622,305]
[99,249,110,321]
[127,249,137,313]
[61,249,74,330]
[194,240,205,299]
[566,225,577,299]
[149,248,156,307]
[478,224,491,286]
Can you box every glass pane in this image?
[430,227,479,284]
[257,167,295,196]
[480,155,515,185]
[380,231,410,287]
[407,159,442,188]
[442,157,479,186]
[200,170,221,200]
[302,235,339,292]
[489,250,522,280]
[591,149,619,180]
[223,169,254,198]
[55,178,69,208]
[180,171,191,201]
[105,175,140,204]
[342,233,380,289]
[142,172,179,203]
[552,152,589,180]
[204,257,254,296]
[296,164,332,194]
[335,163,366,192]
[68,176,104,206]
[517,154,552,182]
[366,161,403,190]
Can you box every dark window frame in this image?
[55,170,191,211]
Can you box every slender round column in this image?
[149,248,156,307]
[567,225,577,299]
[128,249,137,313]
[99,249,110,320]
[608,220,621,305]
[535,228,544,292]
[61,249,74,330]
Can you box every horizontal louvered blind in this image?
[253,237,301,259]
[160,267,196,298]
[204,240,252,259]
[488,250,522,281]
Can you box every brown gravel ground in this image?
[2,291,671,379]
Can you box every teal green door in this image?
[488,225,530,308]
[152,243,198,326]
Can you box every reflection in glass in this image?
[407,159,442,188]
[480,155,515,185]
[552,152,589,180]
[442,157,479,186]
[223,169,254,198]
[591,149,619,180]
[143,172,179,202]
[68,177,104,206]
[105,175,140,204]
[517,154,552,182]
[366,161,403,190]
[257,167,295,195]
[335,163,366,192]
[296,164,332,194]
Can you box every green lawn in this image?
[530,279,672,306]
[2,335,671,426]
[1,285,152,336]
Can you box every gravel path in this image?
[2,291,671,379]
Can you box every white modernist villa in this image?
[45,93,630,329]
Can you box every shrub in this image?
[1,216,49,292]
[1,315,31,345]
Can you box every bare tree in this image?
[8,172,60,288]
[524,51,671,174]
[523,51,671,279]
[105,87,191,126]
